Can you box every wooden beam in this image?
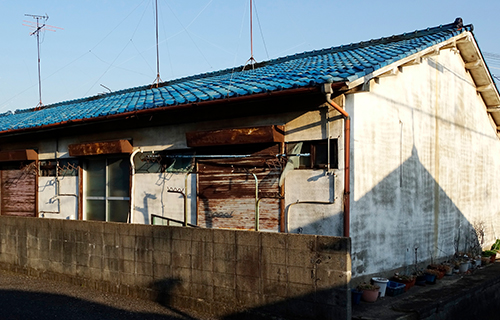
[68,139,133,156]
[186,125,285,147]
[403,56,422,66]
[423,48,440,58]
[477,84,493,92]
[465,60,481,70]
[378,68,399,78]
[487,105,500,112]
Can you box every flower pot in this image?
[351,289,363,305]
[416,275,426,286]
[425,273,437,284]
[392,277,415,292]
[482,257,490,266]
[459,262,469,273]
[371,277,389,297]
[475,258,482,268]
[361,288,379,302]
[491,253,497,263]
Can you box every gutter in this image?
[323,83,351,238]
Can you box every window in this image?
[287,139,338,169]
[85,157,130,222]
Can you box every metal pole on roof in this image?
[152,0,162,88]
[23,14,62,110]
[243,0,256,70]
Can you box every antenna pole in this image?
[36,17,43,108]
[243,0,256,70]
[25,14,48,109]
[250,0,253,61]
[152,0,162,88]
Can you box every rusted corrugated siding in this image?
[1,164,36,217]
[197,161,281,231]
[186,125,285,147]
[68,139,133,156]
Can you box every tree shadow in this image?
[350,144,485,277]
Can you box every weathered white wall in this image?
[38,176,78,220]
[132,172,197,225]
[348,48,500,277]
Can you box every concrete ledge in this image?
[352,261,500,320]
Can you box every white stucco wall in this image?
[132,172,197,225]
[348,48,500,277]
[39,176,78,220]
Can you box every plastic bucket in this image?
[371,277,389,297]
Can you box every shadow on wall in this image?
[351,144,486,276]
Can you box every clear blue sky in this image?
[1,0,499,113]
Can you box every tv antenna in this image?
[152,0,162,88]
[23,14,62,110]
[243,0,257,70]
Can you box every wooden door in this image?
[1,162,37,217]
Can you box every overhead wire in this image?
[227,1,249,97]
[253,0,269,60]
[129,1,155,75]
[162,0,213,69]
[2,0,149,110]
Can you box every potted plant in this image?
[357,283,380,303]
[424,269,441,284]
[415,271,427,286]
[482,250,497,263]
[351,288,363,305]
[392,274,415,292]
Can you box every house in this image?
[0,17,498,279]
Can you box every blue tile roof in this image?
[1,21,470,133]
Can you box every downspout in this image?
[250,172,261,231]
[323,83,351,238]
[129,148,143,223]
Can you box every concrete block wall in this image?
[0,216,351,319]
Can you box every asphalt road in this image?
[0,269,207,320]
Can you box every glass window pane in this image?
[108,200,129,222]
[86,200,105,221]
[86,160,106,197]
[108,158,130,197]
[299,142,311,168]
[314,142,328,168]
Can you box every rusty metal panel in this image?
[186,125,284,147]
[0,149,38,162]
[1,163,36,217]
[68,140,133,156]
[197,163,281,231]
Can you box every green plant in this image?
[491,239,500,252]
[356,283,379,291]
[482,250,497,257]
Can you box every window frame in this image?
[287,139,338,170]
[83,157,130,222]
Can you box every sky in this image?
[0,0,499,113]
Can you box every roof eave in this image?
[0,84,347,138]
